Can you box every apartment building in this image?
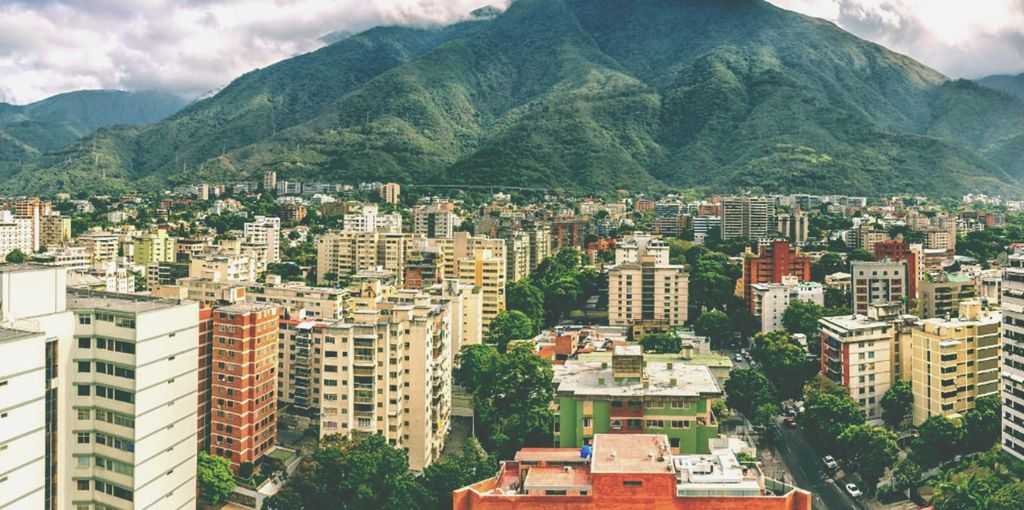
[741,241,812,307]
[210,303,279,471]
[244,216,281,264]
[776,208,809,245]
[133,229,176,265]
[614,234,670,266]
[413,202,458,238]
[315,231,422,286]
[41,214,72,249]
[316,292,453,471]
[453,434,812,510]
[553,346,721,453]
[77,232,119,267]
[1001,253,1024,460]
[751,278,824,334]
[551,218,588,251]
[342,204,402,234]
[919,272,977,319]
[247,278,346,321]
[434,232,506,281]
[380,182,401,205]
[197,307,213,453]
[502,231,531,283]
[852,260,907,315]
[457,249,507,331]
[528,226,551,271]
[0,327,49,509]
[189,254,258,283]
[0,210,35,259]
[721,196,775,240]
[66,289,200,510]
[873,239,921,303]
[608,255,688,328]
[819,304,897,421]
[911,301,1001,426]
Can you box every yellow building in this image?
[134,229,177,264]
[457,248,506,331]
[910,300,1001,425]
[40,214,71,248]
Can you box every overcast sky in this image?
[2,0,1023,105]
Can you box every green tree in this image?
[962,395,1001,453]
[485,310,535,352]
[751,331,816,399]
[837,424,899,493]
[263,435,423,510]
[693,309,732,349]
[849,248,875,262]
[781,300,825,352]
[460,344,554,459]
[197,452,236,504]
[934,471,999,510]
[724,369,778,417]
[811,252,846,281]
[891,459,922,493]
[880,380,913,429]
[911,415,965,468]
[506,280,545,331]
[799,382,865,452]
[689,252,741,311]
[4,249,26,264]
[454,344,500,390]
[418,438,495,510]
[640,332,681,354]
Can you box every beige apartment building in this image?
[528,226,551,271]
[315,231,423,286]
[433,232,506,281]
[315,286,455,471]
[503,231,531,283]
[248,277,346,321]
[910,301,1001,425]
[189,254,259,282]
[608,255,688,328]
[41,214,72,249]
[457,248,506,331]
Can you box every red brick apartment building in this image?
[742,241,812,309]
[210,303,280,471]
[453,434,812,510]
[873,239,918,302]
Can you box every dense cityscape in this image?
[1,178,1022,510]
[4,1,1024,510]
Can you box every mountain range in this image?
[4,0,1024,197]
[0,90,185,172]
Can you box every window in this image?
[77,361,91,373]
[77,385,90,396]
[623,481,643,487]
[77,479,90,491]
[79,315,92,325]
[77,409,90,420]
[77,432,90,444]
[78,338,91,349]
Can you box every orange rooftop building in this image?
[453,434,812,510]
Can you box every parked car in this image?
[845,483,862,498]
[734,354,744,362]
[822,455,838,471]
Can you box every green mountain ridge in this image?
[6,0,1024,196]
[977,73,1024,101]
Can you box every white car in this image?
[734,354,744,362]
[845,483,863,498]
[823,455,838,471]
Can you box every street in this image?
[775,422,866,510]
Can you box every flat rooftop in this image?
[591,434,674,474]
[523,465,591,490]
[819,314,888,331]
[216,302,278,314]
[0,263,60,274]
[554,359,721,398]
[67,288,188,313]
[515,448,589,464]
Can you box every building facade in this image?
[1001,253,1024,460]
[852,260,907,315]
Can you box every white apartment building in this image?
[1002,253,1024,460]
[852,260,907,315]
[413,203,458,238]
[528,226,551,272]
[65,290,200,510]
[751,278,825,333]
[78,232,119,267]
[189,254,258,282]
[503,231,531,283]
[0,327,49,509]
[244,216,281,264]
[248,278,346,321]
[721,196,775,240]
[819,305,896,421]
[0,211,35,259]
[614,234,670,266]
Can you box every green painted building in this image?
[553,345,722,454]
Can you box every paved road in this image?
[775,423,865,510]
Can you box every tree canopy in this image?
[751,331,817,400]
[724,368,778,418]
[693,309,732,349]
[640,332,681,354]
[197,452,236,505]
[485,310,535,353]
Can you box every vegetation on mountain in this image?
[7,0,1024,196]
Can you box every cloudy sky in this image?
[2,0,1023,105]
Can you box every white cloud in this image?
[0,0,510,104]
[3,0,1023,104]
[769,0,1024,79]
